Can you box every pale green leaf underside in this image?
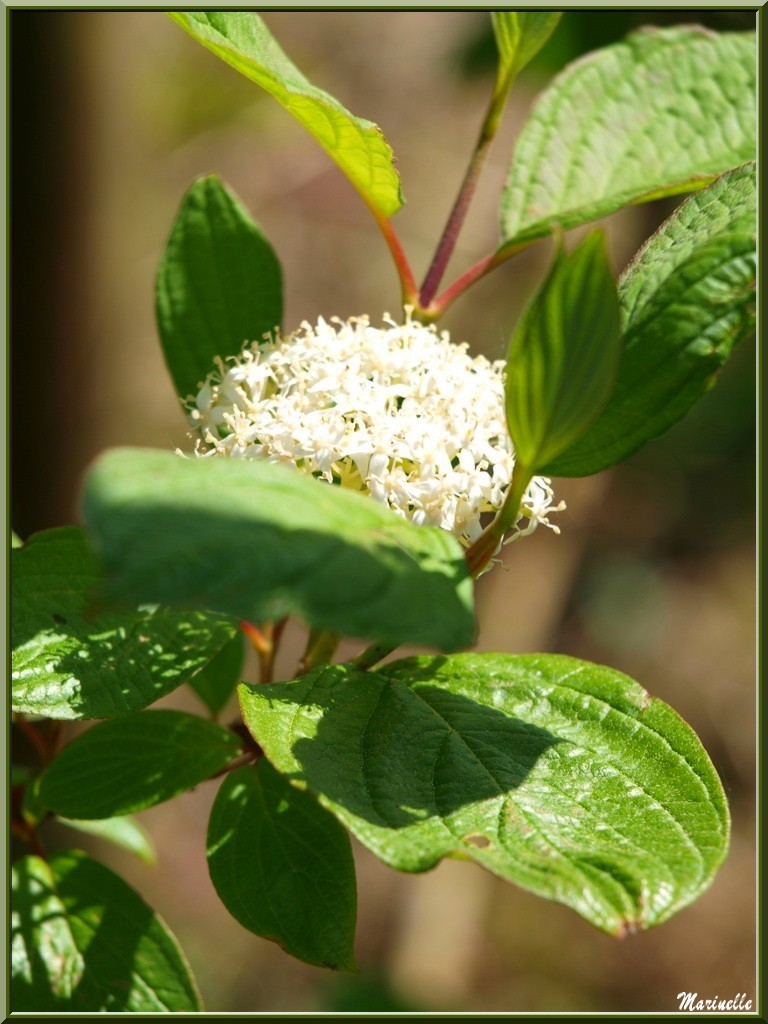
[12,851,201,1011]
[11,527,236,720]
[171,12,402,217]
[56,816,157,866]
[82,448,474,651]
[240,654,728,935]
[156,174,283,402]
[501,28,755,248]
[545,162,756,476]
[38,711,243,820]
[208,763,357,971]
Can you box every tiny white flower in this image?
[190,313,563,550]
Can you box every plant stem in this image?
[351,640,397,671]
[14,716,51,766]
[418,74,515,310]
[465,464,533,577]
[366,203,419,309]
[297,627,341,676]
[239,618,287,684]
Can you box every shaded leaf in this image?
[189,630,245,718]
[12,851,201,1011]
[208,762,356,971]
[505,232,620,471]
[171,12,402,217]
[501,28,755,248]
[545,163,756,475]
[11,527,236,720]
[38,711,242,819]
[240,654,728,935]
[156,174,282,402]
[82,448,475,651]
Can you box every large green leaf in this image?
[11,851,201,1011]
[82,448,474,651]
[240,654,729,935]
[505,232,620,472]
[156,174,283,402]
[171,12,402,218]
[208,762,357,971]
[11,527,236,721]
[38,711,242,819]
[545,163,756,476]
[189,630,245,718]
[57,816,156,866]
[491,12,562,89]
[501,28,755,248]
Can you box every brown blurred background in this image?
[11,10,756,1013]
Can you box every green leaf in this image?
[545,163,756,476]
[240,654,729,936]
[11,851,201,1011]
[501,28,756,248]
[156,174,283,402]
[38,710,242,819]
[57,816,157,866]
[189,630,245,718]
[208,762,357,971]
[11,527,236,720]
[82,448,475,651]
[505,232,620,472]
[491,12,562,88]
[171,12,402,218]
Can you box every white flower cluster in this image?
[190,313,563,549]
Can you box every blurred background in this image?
[11,9,756,1014]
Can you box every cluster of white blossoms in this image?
[190,313,564,549]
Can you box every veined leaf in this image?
[38,710,242,819]
[156,174,282,402]
[82,448,474,651]
[11,527,236,720]
[208,763,357,971]
[501,28,755,249]
[240,654,728,935]
[505,232,620,472]
[12,851,201,1011]
[171,12,402,218]
[545,163,756,475]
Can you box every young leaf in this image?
[491,12,562,89]
[11,527,236,720]
[544,163,756,476]
[171,12,402,218]
[11,851,202,1011]
[156,174,282,403]
[189,630,245,718]
[240,654,728,936]
[57,815,157,866]
[208,763,357,971]
[38,711,243,819]
[505,232,620,472]
[500,28,755,249]
[82,448,475,652]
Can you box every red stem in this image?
[367,204,419,309]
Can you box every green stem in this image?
[465,464,533,578]
[351,640,397,671]
[298,627,342,676]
